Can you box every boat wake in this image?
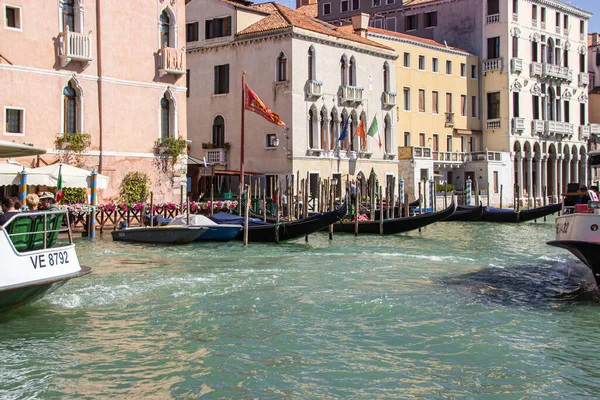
[442,261,600,307]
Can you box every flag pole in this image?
[240,72,246,209]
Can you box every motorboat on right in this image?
[547,151,600,286]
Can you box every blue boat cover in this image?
[210,212,270,226]
[484,206,516,214]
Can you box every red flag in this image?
[356,116,367,148]
[245,85,286,127]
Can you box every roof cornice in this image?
[367,31,471,57]
[524,0,592,19]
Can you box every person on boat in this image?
[0,197,19,226]
[13,197,22,211]
[590,186,599,201]
[25,193,39,211]
[577,185,590,205]
[38,192,59,212]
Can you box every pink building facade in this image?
[1,0,188,201]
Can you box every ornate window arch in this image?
[277,52,287,82]
[320,106,328,150]
[308,105,319,150]
[349,56,357,86]
[159,7,177,48]
[340,55,348,86]
[308,46,316,81]
[329,108,338,150]
[383,62,390,92]
[60,0,84,33]
[62,78,83,135]
[159,90,178,139]
[350,110,358,152]
[384,114,392,154]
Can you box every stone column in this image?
[536,155,543,203]
[573,154,579,184]
[557,156,563,199]
[527,152,534,206]
[582,155,588,185]
[564,155,571,187]
[516,152,524,205]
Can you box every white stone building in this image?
[185,0,398,201]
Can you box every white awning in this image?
[32,163,109,189]
[0,140,46,158]
[0,162,52,187]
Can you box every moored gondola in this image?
[518,203,562,222]
[332,201,455,234]
[210,201,348,243]
[442,204,484,222]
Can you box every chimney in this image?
[296,0,316,9]
[593,33,599,46]
[352,13,370,38]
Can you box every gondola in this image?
[210,201,348,243]
[331,201,456,235]
[442,203,484,222]
[518,203,562,222]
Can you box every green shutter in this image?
[224,64,229,94]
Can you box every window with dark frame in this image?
[460,63,466,77]
[403,52,410,67]
[403,87,411,111]
[512,36,518,58]
[461,95,467,117]
[186,69,190,98]
[471,95,477,117]
[63,82,77,134]
[419,89,425,112]
[446,60,452,75]
[471,64,476,78]
[277,53,287,82]
[5,6,20,29]
[425,11,437,28]
[487,0,499,15]
[487,37,500,59]
[212,116,225,147]
[418,55,425,70]
[564,101,570,123]
[341,0,349,12]
[5,109,23,134]
[432,91,439,114]
[432,58,438,72]
[266,133,278,148]
[352,0,360,11]
[323,3,331,15]
[205,16,231,40]
[512,0,518,13]
[446,92,452,113]
[214,64,229,94]
[487,92,501,119]
[513,92,519,118]
[580,103,586,125]
[405,15,417,31]
[532,4,537,20]
[186,22,199,42]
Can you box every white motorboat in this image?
[0,140,91,312]
[547,150,600,286]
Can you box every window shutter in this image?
[224,64,230,94]
[214,65,219,94]
[225,17,232,36]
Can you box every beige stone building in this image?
[1,0,188,201]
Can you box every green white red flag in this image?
[56,165,64,202]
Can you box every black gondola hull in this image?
[442,204,484,222]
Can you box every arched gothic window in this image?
[63,81,77,134]
[212,116,225,147]
[383,62,390,92]
[349,57,356,86]
[308,47,315,81]
[384,114,392,154]
[160,11,171,47]
[161,96,170,139]
[340,56,347,85]
[277,52,287,82]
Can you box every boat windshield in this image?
[2,210,72,252]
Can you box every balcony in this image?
[413,146,432,158]
[58,30,93,68]
[542,63,572,81]
[512,13,518,22]
[467,151,502,162]
[530,62,543,77]
[305,80,323,98]
[206,148,227,165]
[532,119,545,135]
[486,119,501,130]
[541,21,546,30]
[482,58,502,73]
[340,85,363,104]
[579,72,589,87]
[546,120,574,137]
[158,46,185,77]
[555,25,561,34]
[591,124,600,137]
[433,151,466,165]
[510,58,523,74]
[580,125,590,140]
[486,14,499,24]
[563,27,569,36]
[383,91,397,107]
[445,112,455,128]
[532,19,538,28]
[511,117,525,133]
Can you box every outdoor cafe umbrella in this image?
[0,161,51,186]
[32,163,109,189]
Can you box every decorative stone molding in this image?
[511,27,521,38]
[510,79,522,92]
[562,90,572,100]
[531,83,542,96]
[530,32,541,42]
[579,93,588,103]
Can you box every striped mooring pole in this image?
[466,178,472,206]
[399,178,405,206]
[19,167,27,210]
[89,169,98,239]
[429,178,435,212]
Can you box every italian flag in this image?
[56,165,64,202]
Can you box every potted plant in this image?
[223,142,231,150]
[154,136,187,164]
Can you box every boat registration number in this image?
[30,251,69,269]
[556,222,570,234]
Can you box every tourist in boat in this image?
[38,192,59,212]
[0,197,19,226]
[26,193,39,211]
[577,185,591,205]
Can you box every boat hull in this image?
[518,203,562,222]
[111,226,206,244]
[194,225,242,241]
[0,266,92,313]
[332,202,456,234]
[442,204,484,222]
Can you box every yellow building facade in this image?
[368,28,482,200]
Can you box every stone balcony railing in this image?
[158,46,185,77]
[383,91,397,107]
[445,112,455,128]
[305,80,323,98]
[206,148,227,165]
[512,13,518,22]
[511,58,523,73]
[433,151,466,164]
[546,120,574,137]
[340,85,364,104]
[486,13,499,24]
[482,58,502,73]
[555,25,561,34]
[580,125,590,140]
[542,63,572,81]
[486,119,501,130]
[413,146,432,158]
[541,21,546,30]
[590,124,600,137]
[58,30,93,67]
[511,117,525,133]
[532,19,538,28]
[532,119,545,135]
[530,62,543,78]
[466,151,502,162]
[579,72,589,87]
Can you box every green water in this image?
[2,219,600,399]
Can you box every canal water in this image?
[2,219,600,399]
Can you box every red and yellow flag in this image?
[356,115,367,148]
[245,85,286,127]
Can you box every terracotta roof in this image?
[237,2,392,51]
[402,0,438,6]
[220,0,268,14]
[367,26,470,53]
[296,3,318,18]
